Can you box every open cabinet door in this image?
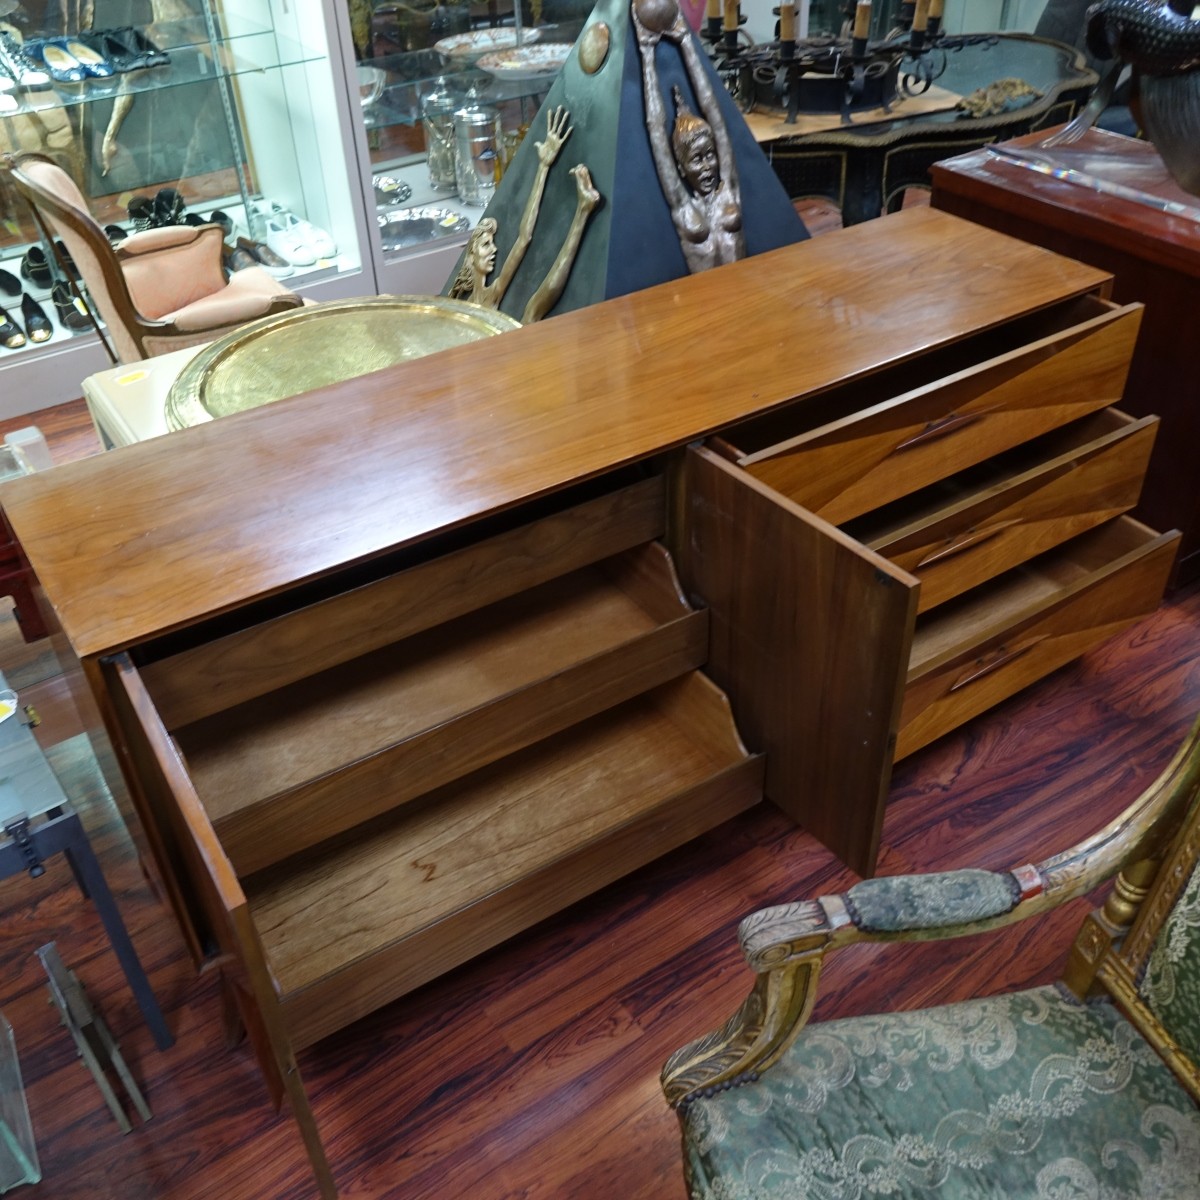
[677,445,919,876]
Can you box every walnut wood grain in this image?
[677,445,918,877]
[856,410,1159,612]
[242,674,763,1047]
[0,209,1113,662]
[177,546,709,875]
[8,561,1200,1200]
[140,477,667,729]
[740,301,1142,524]
[930,130,1200,585]
[900,519,1180,756]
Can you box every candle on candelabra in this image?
[723,0,738,30]
[706,0,722,37]
[928,0,944,34]
[779,0,796,44]
[852,0,871,39]
[911,0,931,31]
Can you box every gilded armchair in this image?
[663,718,1200,1198]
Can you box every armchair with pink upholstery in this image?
[3,153,304,363]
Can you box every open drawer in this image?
[843,409,1160,613]
[899,518,1179,758]
[165,541,708,874]
[714,295,1143,525]
[106,466,765,1050]
[108,656,763,1049]
[677,443,1178,877]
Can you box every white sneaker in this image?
[263,217,316,266]
[268,202,337,259]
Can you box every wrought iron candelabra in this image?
[701,0,998,122]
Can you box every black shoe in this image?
[99,27,170,71]
[0,304,25,349]
[127,194,154,230]
[21,293,51,342]
[154,187,184,226]
[0,268,19,298]
[51,283,91,331]
[20,247,51,291]
[54,240,76,277]
[104,224,128,246]
[182,212,205,226]
[209,209,234,237]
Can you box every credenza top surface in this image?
[0,207,1111,660]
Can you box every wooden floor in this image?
[4,259,1200,1199]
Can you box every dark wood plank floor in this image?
[3,315,1198,1200]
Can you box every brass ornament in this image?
[578,22,610,74]
[165,295,520,430]
[632,0,746,273]
[447,106,601,323]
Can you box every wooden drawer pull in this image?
[916,519,1021,569]
[949,635,1047,693]
[895,410,984,451]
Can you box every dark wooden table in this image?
[760,33,1095,224]
[931,127,1200,587]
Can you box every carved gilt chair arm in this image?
[662,714,1200,1109]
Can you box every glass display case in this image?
[341,0,591,293]
[0,0,367,406]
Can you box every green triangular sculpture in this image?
[443,0,808,321]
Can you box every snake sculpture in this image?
[1085,0,1200,193]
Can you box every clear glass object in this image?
[454,104,503,207]
[0,1013,39,1194]
[988,128,1200,225]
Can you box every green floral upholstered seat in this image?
[663,722,1200,1200]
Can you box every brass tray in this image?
[165,295,521,431]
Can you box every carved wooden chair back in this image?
[4,153,303,363]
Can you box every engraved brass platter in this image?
[165,295,521,431]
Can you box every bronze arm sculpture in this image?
[448,106,601,323]
[632,0,744,273]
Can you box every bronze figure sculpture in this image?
[632,0,745,273]
[448,105,601,324]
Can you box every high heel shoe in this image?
[51,282,91,332]
[0,269,19,298]
[127,195,154,231]
[21,293,51,343]
[0,305,25,350]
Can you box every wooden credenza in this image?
[931,128,1200,587]
[0,208,1176,1196]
